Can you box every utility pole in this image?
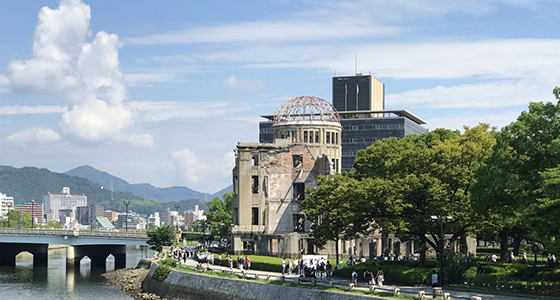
[173,204,180,231]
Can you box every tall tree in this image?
[354,125,495,263]
[472,88,560,259]
[147,225,175,252]
[203,192,233,238]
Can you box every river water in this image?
[0,246,154,299]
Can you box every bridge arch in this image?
[0,243,48,267]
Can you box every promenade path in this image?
[173,256,544,300]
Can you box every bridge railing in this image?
[0,228,148,238]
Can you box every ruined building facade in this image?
[231,96,341,256]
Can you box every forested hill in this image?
[0,165,208,215]
[65,165,231,202]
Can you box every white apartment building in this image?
[148,212,161,227]
[44,187,87,223]
[0,193,14,216]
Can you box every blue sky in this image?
[0,0,559,194]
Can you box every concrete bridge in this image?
[0,228,149,268]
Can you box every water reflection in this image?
[0,246,154,300]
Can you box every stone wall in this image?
[142,264,388,300]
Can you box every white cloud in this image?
[129,100,251,122]
[386,79,555,109]
[124,73,175,86]
[0,105,66,116]
[426,111,522,132]
[5,127,62,146]
[223,76,266,91]
[5,0,150,145]
[171,148,205,185]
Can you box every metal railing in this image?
[0,228,148,238]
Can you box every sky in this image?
[0,0,559,194]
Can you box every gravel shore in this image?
[103,268,167,300]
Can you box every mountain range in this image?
[0,164,232,215]
[65,165,231,202]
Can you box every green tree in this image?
[353,125,495,263]
[147,225,175,252]
[22,212,32,228]
[7,210,22,228]
[472,88,560,259]
[303,173,366,264]
[203,192,233,238]
[42,220,62,229]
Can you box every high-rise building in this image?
[104,210,117,222]
[159,210,171,226]
[260,74,427,171]
[44,187,87,222]
[332,74,385,112]
[0,193,14,216]
[13,201,44,224]
[76,205,104,225]
[184,211,196,226]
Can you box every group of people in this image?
[280,257,335,280]
[352,267,384,287]
[233,255,251,270]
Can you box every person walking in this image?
[364,266,372,286]
[375,268,384,286]
[294,258,299,275]
[432,270,438,287]
[326,261,333,280]
[282,258,286,275]
[228,255,233,269]
[245,256,251,270]
[351,270,358,286]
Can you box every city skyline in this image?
[0,0,559,193]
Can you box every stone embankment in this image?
[103,261,167,300]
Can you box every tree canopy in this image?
[147,225,175,252]
[203,192,233,238]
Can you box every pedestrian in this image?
[294,258,299,274]
[364,266,372,286]
[282,258,286,275]
[245,255,251,270]
[476,263,483,275]
[326,261,333,280]
[491,253,497,263]
[351,270,358,286]
[288,259,293,275]
[238,256,244,271]
[431,270,438,287]
[376,268,384,286]
[219,254,222,266]
[522,253,527,264]
[228,255,233,269]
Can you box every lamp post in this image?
[430,215,453,287]
[173,204,180,231]
[31,200,35,229]
[123,200,131,231]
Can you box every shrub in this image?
[152,264,172,281]
[160,257,178,268]
[334,261,433,285]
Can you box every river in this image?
[0,245,154,299]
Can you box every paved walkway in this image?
[168,256,550,300]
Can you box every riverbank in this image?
[103,267,166,300]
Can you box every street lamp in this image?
[173,204,180,231]
[430,215,453,287]
[123,200,131,231]
[31,200,35,229]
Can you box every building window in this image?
[251,207,259,225]
[350,138,357,143]
[309,131,314,143]
[293,214,305,232]
[335,133,339,145]
[233,208,238,224]
[326,132,330,144]
[293,155,303,168]
[349,125,358,130]
[315,131,320,143]
[252,176,259,194]
[252,155,259,166]
[304,131,308,143]
[293,183,305,200]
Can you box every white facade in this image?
[196,210,206,221]
[148,212,160,227]
[0,193,14,216]
[43,187,87,222]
